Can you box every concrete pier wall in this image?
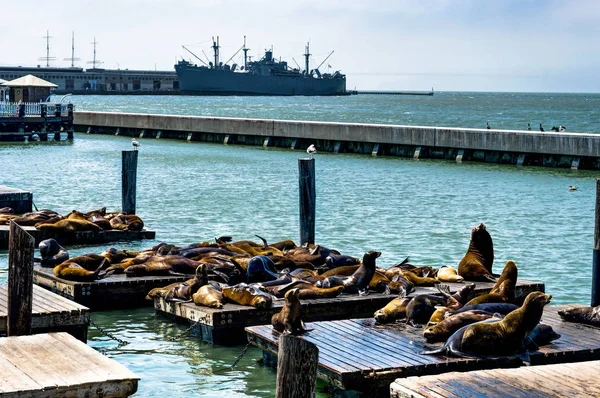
[74,111,600,169]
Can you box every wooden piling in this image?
[7,221,34,336]
[276,334,318,398]
[593,179,600,306]
[298,158,316,245]
[122,150,138,215]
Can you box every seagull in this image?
[307,144,317,159]
[559,125,566,132]
[131,138,141,150]
[569,185,578,191]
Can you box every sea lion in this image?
[124,255,200,277]
[109,214,144,231]
[558,305,600,326]
[459,291,552,357]
[0,207,13,214]
[246,256,279,283]
[271,288,310,335]
[36,218,103,233]
[405,285,461,326]
[374,296,412,323]
[525,323,561,350]
[222,283,273,309]
[316,251,381,295]
[436,266,464,283]
[264,280,344,299]
[451,282,477,305]
[54,257,108,282]
[387,274,415,296]
[457,223,495,282]
[193,283,224,308]
[490,260,518,298]
[400,270,439,286]
[423,309,495,343]
[464,280,512,306]
[325,254,361,269]
[39,238,69,267]
[448,302,519,316]
[164,264,209,302]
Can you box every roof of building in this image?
[0,74,57,88]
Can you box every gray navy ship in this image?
[175,37,347,96]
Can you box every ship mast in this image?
[38,30,56,67]
[212,36,220,69]
[63,31,81,67]
[304,42,311,75]
[243,35,250,69]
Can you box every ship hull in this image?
[176,65,347,96]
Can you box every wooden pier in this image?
[154,279,544,345]
[0,225,155,250]
[390,359,600,397]
[246,304,599,396]
[34,265,189,310]
[0,284,89,342]
[0,332,138,397]
[0,185,32,214]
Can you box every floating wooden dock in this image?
[246,304,598,396]
[0,284,89,342]
[0,185,32,214]
[0,225,155,249]
[0,332,138,397]
[155,279,544,345]
[34,265,189,310]
[390,359,600,397]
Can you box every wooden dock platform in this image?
[0,224,155,249]
[155,279,544,345]
[0,185,32,213]
[34,265,189,310]
[0,284,89,342]
[390,359,600,397]
[245,304,599,396]
[0,332,138,397]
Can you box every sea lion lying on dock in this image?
[164,264,209,302]
[222,283,273,309]
[108,214,144,231]
[124,255,200,277]
[458,223,496,282]
[271,288,310,335]
[558,305,600,326]
[193,283,225,308]
[436,266,464,283]
[53,255,108,282]
[316,251,381,295]
[36,217,104,234]
[39,238,69,267]
[374,295,412,324]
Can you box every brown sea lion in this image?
[165,264,209,302]
[271,288,310,335]
[458,291,552,357]
[427,306,450,325]
[109,214,144,231]
[0,207,14,214]
[264,280,344,299]
[464,280,512,306]
[54,258,108,282]
[222,283,273,308]
[124,255,200,277]
[423,309,495,343]
[436,266,464,283]
[316,251,381,295]
[193,283,224,308]
[374,296,412,323]
[36,218,103,233]
[400,270,438,286]
[451,282,477,305]
[558,305,600,326]
[457,223,495,282]
[490,260,518,298]
[405,284,462,326]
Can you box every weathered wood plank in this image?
[7,221,34,336]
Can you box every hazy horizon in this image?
[2,0,599,93]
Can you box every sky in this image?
[1,0,599,93]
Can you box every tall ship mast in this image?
[175,37,347,96]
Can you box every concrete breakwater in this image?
[74,111,600,169]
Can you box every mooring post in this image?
[593,179,600,306]
[122,150,139,215]
[276,334,319,398]
[298,158,316,245]
[7,221,35,337]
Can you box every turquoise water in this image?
[1,92,599,396]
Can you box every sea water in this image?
[0,92,598,397]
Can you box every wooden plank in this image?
[7,221,34,336]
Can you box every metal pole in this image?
[122,150,138,215]
[298,158,316,245]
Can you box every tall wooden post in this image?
[7,221,35,336]
[593,179,600,306]
[276,334,319,398]
[298,158,316,245]
[122,150,138,215]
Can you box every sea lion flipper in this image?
[358,289,369,297]
[254,234,268,248]
[483,274,497,282]
[515,350,531,365]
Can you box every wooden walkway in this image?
[390,359,600,397]
[34,265,189,310]
[245,304,600,395]
[0,332,138,397]
[0,284,89,342]
[0,225,155,249]
[155,279,544,345]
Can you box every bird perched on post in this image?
[307,144,317,159]
[131,138,141,150]
[486,122,491,129]
[539,123,545,132]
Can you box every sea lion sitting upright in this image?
[316,251,381,295]
[457,223,496,282]
[464,260,518,306]
[164,264,209,302]
[459,291,551,358]
[38,238,69,267]
[271,288,310,335]
[558,305,600,326]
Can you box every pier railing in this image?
[0,102,74,118]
